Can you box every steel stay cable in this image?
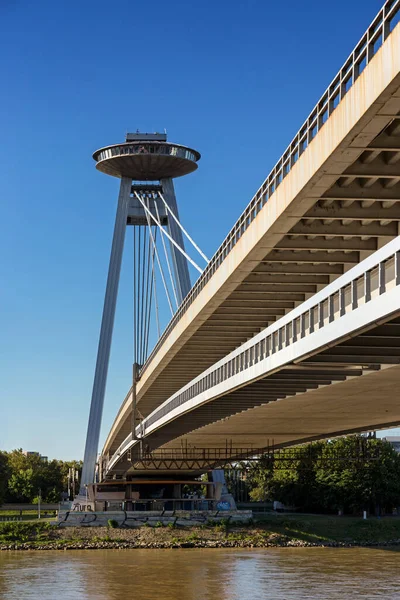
[138,226,143,365]
[141,221,154,363]
[144,226,157,360]
[152,234,161,339]
[139,225,148,364]
[138,225,142,365]
[144,200,174,315]
[134,191,203,274]
[153,197,178,308]
[137,226,147,365]
[134,226,142,365]
[140,224,149,364]
[157,191,209,263]
[133,227,137,364]
[135,187,202,365]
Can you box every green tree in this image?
[8,468,35,502]
[246,437,400,515]
[249,444,324,510]
[6,451,43,502]
[0,452,10,505]
[316,437,400,515]
[4,450,82,503]
[247,456,274,501]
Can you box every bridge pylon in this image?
[79,132,202,495]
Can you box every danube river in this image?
[1,548,400,599]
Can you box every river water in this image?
[1,548,400,599]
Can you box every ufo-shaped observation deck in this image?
[93,134,200,180]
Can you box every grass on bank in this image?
[252,514,400,544]
[0,522,54,543]
[3,514,400,546]
[0,510,57,522]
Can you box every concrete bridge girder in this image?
[102,20,400,464]
[106,259,400,474]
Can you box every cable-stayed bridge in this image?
[80,0,400,490]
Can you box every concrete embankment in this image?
[57,509,252,528]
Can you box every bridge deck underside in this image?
[143,318,400,446]
[104,27,400,458]
[134,114,400,406]
[108,112,400,456]
[107,318,400,476]
[154,363,400,459]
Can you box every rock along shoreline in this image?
[3,540,400,551]
[2,530,400,551]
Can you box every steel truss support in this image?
[123,442,380,472]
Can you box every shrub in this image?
[171,537,179,544]
[107,519,119,529]
[215,518,231,531]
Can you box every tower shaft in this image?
[162,178,191,304]
[79,176,193,493]
[80,177,131,493]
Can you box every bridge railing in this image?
[140,0,400,378]
[143,238,400,428]
[107,237,400,471]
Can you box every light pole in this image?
[38,488,41,520]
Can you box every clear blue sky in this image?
[1,0,395,460]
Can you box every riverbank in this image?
[3,514,400,550]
